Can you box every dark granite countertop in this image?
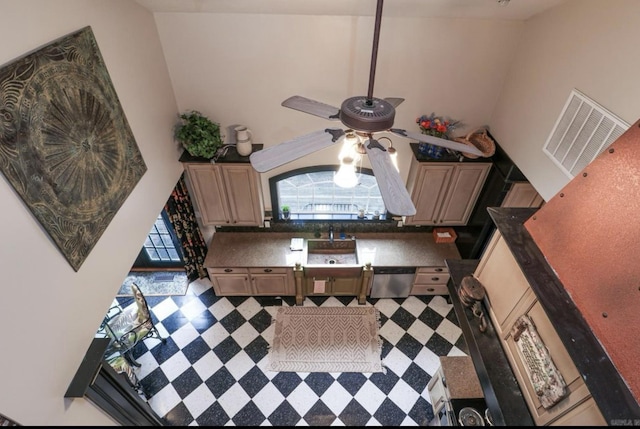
[179,144,263,163]
[446,258,534,426]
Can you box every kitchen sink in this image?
[305,239,358,265]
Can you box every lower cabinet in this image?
[411,266,450,295]
[475,230,606,426]
[208,267,295,296]
[303,276,361,296]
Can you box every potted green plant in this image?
[174,110,224,159]
[281,205,290,220]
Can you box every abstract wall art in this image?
[0,26,147,271]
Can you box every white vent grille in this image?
[543,89,629,178]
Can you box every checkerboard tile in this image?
[121,278,469,426]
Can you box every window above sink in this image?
[269,166,390,222]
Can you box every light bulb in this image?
[338,132,362,163]
[388,146,399,171]
[334,157,358,188]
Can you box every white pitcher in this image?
[235,125,253,156]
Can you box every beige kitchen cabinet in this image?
[249,267,294,296]
[501,182,544,208]
[303,275,361,296]
[411,266,450,295]
[209,267,294,296]
[208,267,252,296]
[405,160,491,225]
[427,364,449,419]
[183,162,264,226]
[475,230,605,426]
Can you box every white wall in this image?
[153,12,524,207]
[490,0,640,201]
[0,0,180,425]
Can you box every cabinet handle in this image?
[245,277,248,281]
[233,220,237,224]
[432,277,440,281]
[264,268,272,273]
[435,268,443,272]
[224,268,233,273]
[427,288,435,292]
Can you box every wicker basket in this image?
[453,128,496,159]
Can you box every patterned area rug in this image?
[267,306,384,373]
[117,271,188,297]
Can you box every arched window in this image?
[269,165,388,221]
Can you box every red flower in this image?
[421,120,430,128]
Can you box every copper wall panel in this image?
[525,119,640,403]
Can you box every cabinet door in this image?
[220,164,264,226]
[405,164,452,225]
[437,163,491,225]
[184,164,230,225]
[250,268,294,296]
[503,299,592,426]
[331,277,360,295]
[427,367,448,414]
[208,268,252,295]
[304,275,331,295]
[501,182,544,208]
[475,231,533,336]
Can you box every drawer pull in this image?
[264,268,273,273]
[432,277,440,281]
[427,288,435,292]
[435,268,443,272]
[224,268,233,273]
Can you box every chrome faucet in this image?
[329,225,334,243]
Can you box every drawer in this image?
[414,272,450,285]
[208,267,249,275]
[417,266,448,274]
[411,284,449,295]
[248,267,289,275]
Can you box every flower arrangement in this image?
[416,113,462,158]
[416,113,461,139]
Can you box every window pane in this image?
[272,167,387,220]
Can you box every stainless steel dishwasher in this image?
[370,266,417,298]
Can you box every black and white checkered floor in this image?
[115,278,469,426]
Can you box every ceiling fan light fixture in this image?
[339,97,395,132]
[387,145,399,172]
[334,157,359,188]
[338,131,363,163]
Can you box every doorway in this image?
[131,209,184,271]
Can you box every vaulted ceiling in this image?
[135,0,567,20]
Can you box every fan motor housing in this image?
[339,96,395,132]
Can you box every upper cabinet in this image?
[181,148,264,226]
[405,158,491,226]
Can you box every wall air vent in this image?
[543,89,629,178]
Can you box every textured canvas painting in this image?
[0,26,147,271]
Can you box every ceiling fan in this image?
[249,0,483,216]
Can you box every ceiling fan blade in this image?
[384,97,404,108]
[281,96,341,121]
[363,138,416,216]
[249,128,345,173]
[389,128,484,157]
